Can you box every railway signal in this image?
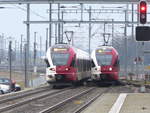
[139,0,147,24]
[136,26,150,41]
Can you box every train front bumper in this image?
[46,74,56,82]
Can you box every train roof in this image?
[48,44,90,59]
[51,44,71,49]
[91,46,118,56]
[51,44,86,52]
[93,46,117,52]
[97,46,114,49]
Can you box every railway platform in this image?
[81,93,150,113]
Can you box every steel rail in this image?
[39,87,95,113]
[0,88,71,112]
[72,88,110,113]
[0,86,50,104]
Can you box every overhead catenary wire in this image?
[12,4,47,20]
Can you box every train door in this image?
[113,58,120,71]
[77,59,82,81]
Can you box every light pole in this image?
[8,40,12,80]
[33,32,37,73]
[46,28,48,51]
[89,6,91,55]
[58,3,61,43]
[55,24,57,44]
[40,36,42,63]
[20,34,23,65]
[26,3,30,88]
[61,10,64,43]
[120,24,127,77]
[24,43,27,88]
[49,3,52,47]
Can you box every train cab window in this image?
[51,53,69,66]
[96,54,112,66]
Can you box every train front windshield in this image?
[51,53,69,66]
[96,54,112,66]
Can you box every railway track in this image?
[0,86,50,103]
[45,87,111,113]
[40,84,139,113]
[0,82,141,113]
[39,87,96,113]
[72,88,110,113]
[0,86,72,113]
[3,87,95,113]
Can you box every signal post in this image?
[136,0,148,92]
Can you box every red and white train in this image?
[45,44,91,87]
[91,46,120,83]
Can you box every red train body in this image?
[91,46,119,83]
[45,44,91,87]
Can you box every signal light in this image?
[139,0,147,24]
[140,2,146,13]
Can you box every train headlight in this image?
[65,68,69,71]
[109,67,112,71]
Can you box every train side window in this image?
[117,60,120,68]
[85,59,87,71]
[118,60,120,65]
[83,59,86,71]
[77,59,81,72]
[70,57,75,67]
[80,59,82,72]
[81,59,83,72]
[91,60,95,67]
[85,60,88,71]
[44,59,50,67]
[81,59,84,72]
[81,59,83,71]
[76,59,79,70]
[87,60,89,71]
[114,59,119,67]
[74,58,77,68]
[114,60,117,67]
[89,60,92,70]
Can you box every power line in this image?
[12,4,47,20]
